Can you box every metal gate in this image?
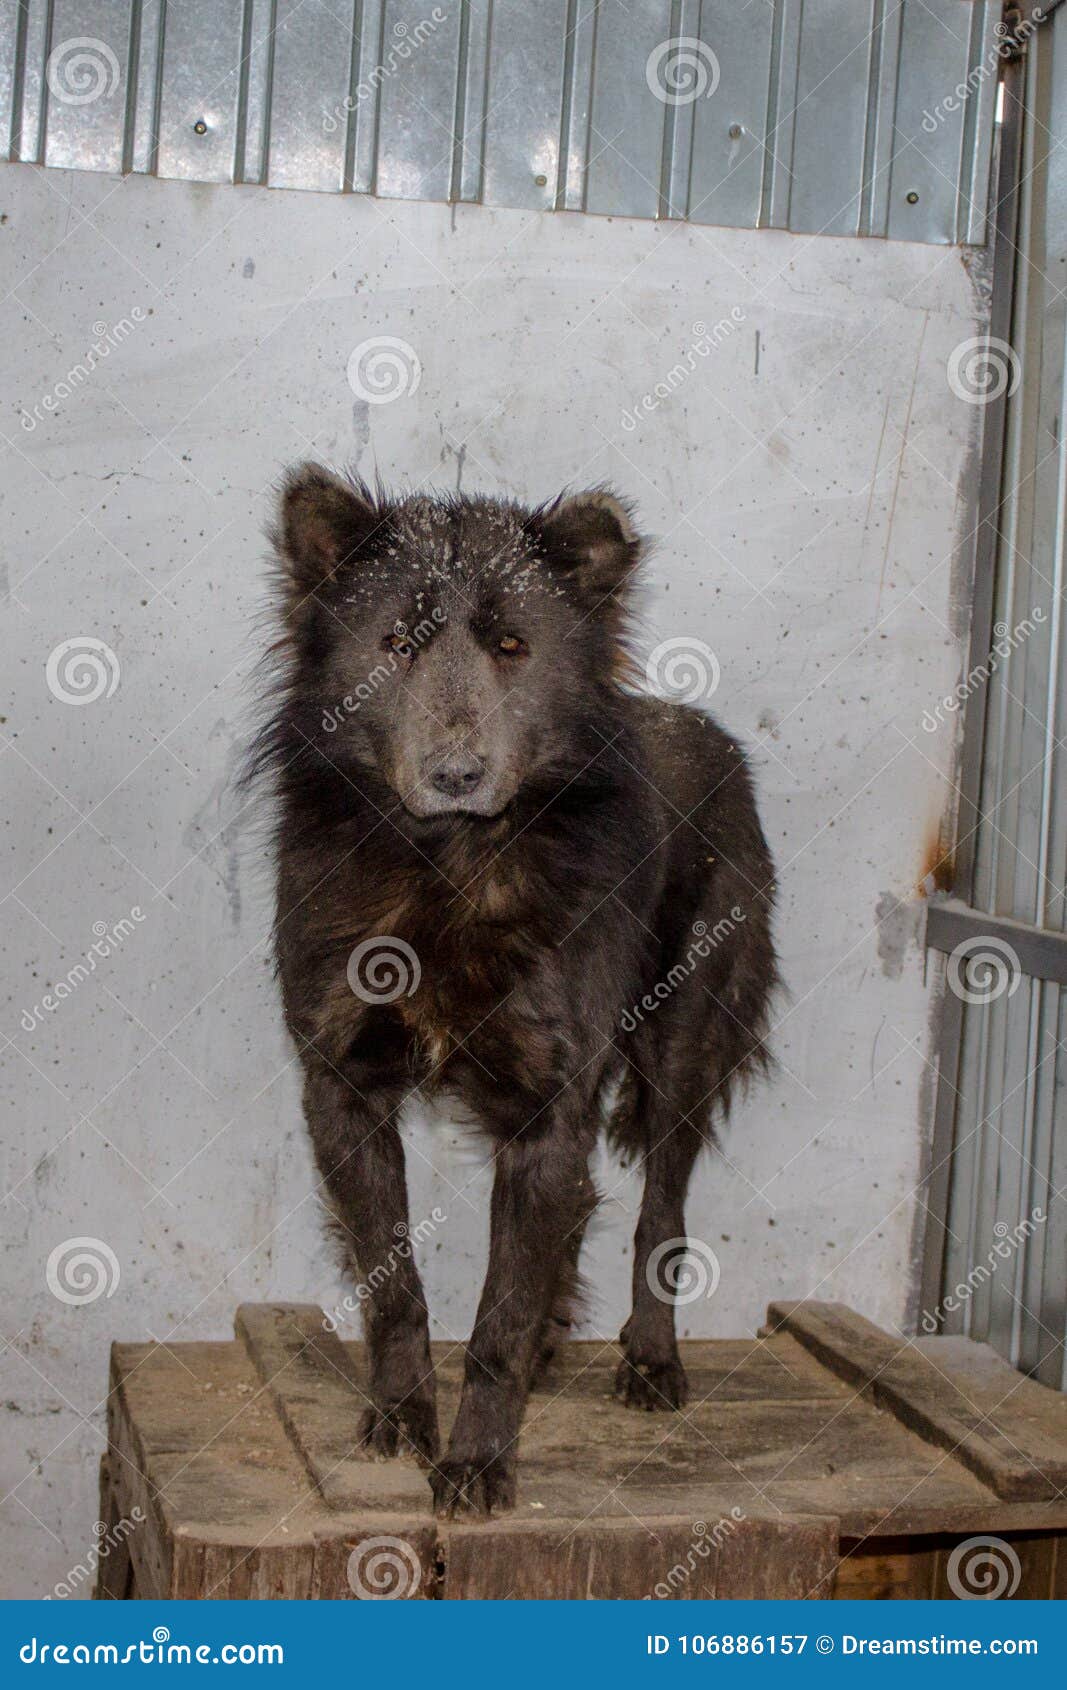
[923,5,1067,1389]
[2,0,999,242]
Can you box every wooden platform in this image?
[98,1300,1067,1600]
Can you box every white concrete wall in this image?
[0,162,982,1596]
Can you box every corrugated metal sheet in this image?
[936,8,1067,1389]
[1,0,1000,243]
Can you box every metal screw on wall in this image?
[193,119,208,136]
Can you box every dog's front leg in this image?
[431,1124,592,1518]
[303,1059,439,1467]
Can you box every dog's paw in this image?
[359,1397,439,1467]
[429,1454,516,1519]
[614,1354,688,1412]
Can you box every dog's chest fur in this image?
[406,847,564,1078]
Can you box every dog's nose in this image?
[427,749,486,797]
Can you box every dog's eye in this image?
[385,629,415,659]
[497,635,526,656]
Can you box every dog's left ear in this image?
[529,490,645,599]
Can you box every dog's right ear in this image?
[274,464,386,601]
[528,489,645,601]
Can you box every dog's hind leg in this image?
[530,1166,597,1386]
[614,1069,706,1412]
[303,1058,439,1467]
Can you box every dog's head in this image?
[272,467,646,821]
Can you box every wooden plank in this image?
[769,1477,1067,1540]
[311,1522,439,1599]
[550,1335,854,1405]
[715,1515,837,1599]
[107,1352,179,1600]
[440,1516,720,1600]
[93,1457,135,1600]
[235,1303,370,1510]
[439,1513,836,1601]
[766,1301,1067,1502]
[104,1318,1067,1598]
[832,1542,938,1600]
[931,1532,1057,1600]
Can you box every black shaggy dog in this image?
[251,464,778,1518]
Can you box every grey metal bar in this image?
[952,57,1027,905]
[918,47,1027,1323]
[927,901,1067,991]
